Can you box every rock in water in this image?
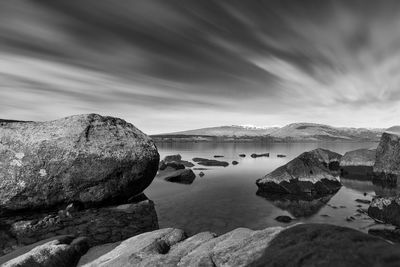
[159,154,194,169]
[256,148,342,198]
[373,128,400,184]
[80,224,400,267]
[340,148,376,179]
[2,236,89,267]
[157,168,196,184]
[251,153,269,158]
[192,157,229,167]
[0,114,159,214]
[368,195,400,227]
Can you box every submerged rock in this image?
[0,198,158,256]
[2,236,89,267]
[80,224,400,267]
[274,216,293,223]
[368,195,400,226]
[0,114,159,214]
[373,128,400,185]
[256,148,342,199]
[192,157,229,167]
[239,154,246,157]
[199,172,205,177]
[232,160,239,165]
[157,168,196,184]
[251,153,269,158]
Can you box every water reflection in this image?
[256,191,336,217]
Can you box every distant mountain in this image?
[152,123,384,142]
[165,125,280,137]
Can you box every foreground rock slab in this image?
[2,236,89,267]
[256,148,342,199]
[81,224,400,267]
[373,127,400,185]
[0,114,159,214]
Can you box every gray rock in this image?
[256,148,342,198]
[373,129,400,184]
[274,216,293,223]
[160,155,194,168]
[0,199,158,256]
[340,148,376,167]
[2,236,89,267]
[81,224,400,267]
[0,114,159,214]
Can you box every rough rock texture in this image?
[256,149,342,198]
[373,130,400,184]
[2,236,89,267]
[157,168,196,184]
[81,226,283,267]
[0,114,159,214]
[0,199,158,256]
[368,195,400,227]
[192,158,229,167]
[159,154,194,169]
[340,148,376,167]
[256,223,400,267]
[81,224,400,267]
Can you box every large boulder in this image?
[256,149,342,199]
[368,195,400,227]
[80,224,400,267]
[0,114,159,214]
[0,198,158,256]
[373,128,400,185]
[340,148,376,180]
[2,236,89,267]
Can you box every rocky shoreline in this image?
[1,115,400,266]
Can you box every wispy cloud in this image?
[0,0,399,133]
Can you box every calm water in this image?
[145,142,398,235]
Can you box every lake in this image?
[145,141,398,236]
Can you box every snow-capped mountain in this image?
[153,123,384,142]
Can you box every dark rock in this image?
[0,114,159,214]
[232,160,239,165]
[213,155,224,158]
[368,195,400,226]
[251,153,269,158]
[157,168,196,184]
[373,130,400,184]
[160,154,195,168]
[0,199,158,256]
[369,228,400,243]
[239,154,246,157]
[256,148,342,199]
[256,224,400,267]
[1,236,89,267]
[355,199,371,204]
[275,216,293,223]
[346,216,355,222]
[199,172,205,177]
[192,158,229,167]
[193,168,208,170]
[277,154,286,158]
[81,224,400,267]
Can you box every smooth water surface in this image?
[145,142,398,235]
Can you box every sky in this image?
[0,0,399,134]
